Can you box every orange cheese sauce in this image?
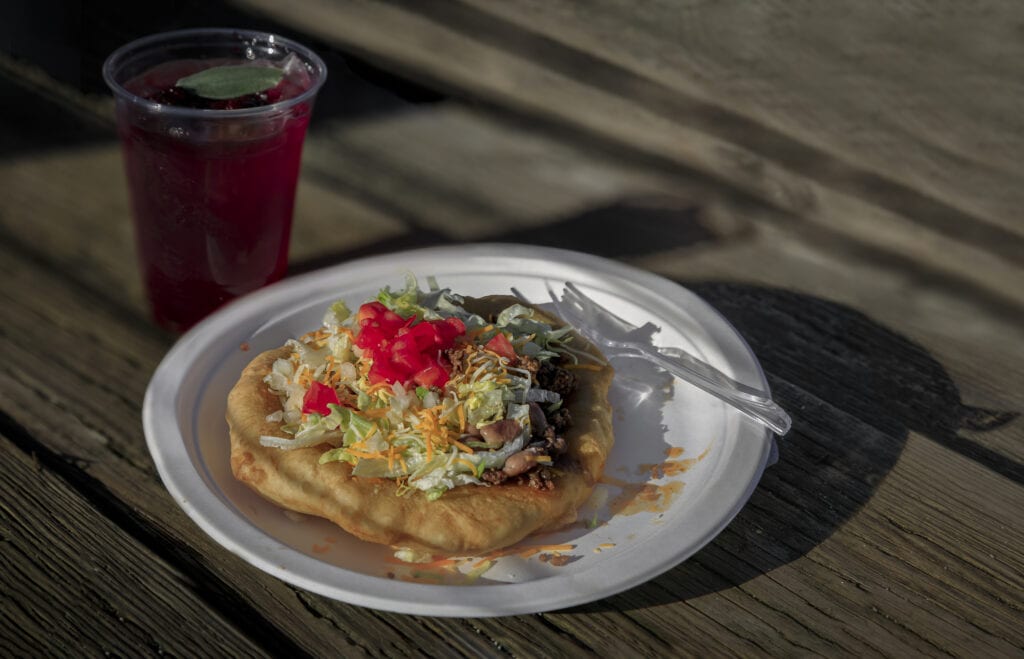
[384,542,579,583]
[609,481,685,516]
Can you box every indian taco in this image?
[227,277,614,555]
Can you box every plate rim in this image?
[143,243,773,616]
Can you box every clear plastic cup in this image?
[103,28,327,332]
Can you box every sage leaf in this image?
[176,65,283,100]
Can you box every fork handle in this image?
[620,348,793,436]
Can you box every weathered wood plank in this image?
[301,106,752,257]
[461,0,1024,236]
[586,426,1024,656]
[304,107,693,239]
[0,432,267,657]
[634,219,1024,465]
[3,28,1022,656]
[232,0,1024,308]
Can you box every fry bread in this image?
[227,295,614,554]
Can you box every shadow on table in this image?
[288,196,1018,611]
[1,2,444,163]
[571,282,1019,613]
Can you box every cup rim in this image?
[102,27,327,119]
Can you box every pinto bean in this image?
[528,402,548,438]
[479,418,522,448]
[502,447,542,476]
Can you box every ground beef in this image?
[483,459,559,488]
[481,468,510,485]
[549,408,572,434]
[516,467,556,491]
[444,346,469,379]
[545,434,567,456]
[519,355,540,377]
[536,361,578,400]
[531,433,567,456]
[479,360,577,491]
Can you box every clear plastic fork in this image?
[542,282,792,436]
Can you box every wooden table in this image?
[2,2,1022,655]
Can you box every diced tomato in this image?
[355,325,389,350]
[412,357,448,388]
[368,358,408,386]
[366,345,391,366]
[379,309,405,333]
[356,301,405,333]
[357,301,389,325]
[400,321,437,351]
[302,381,340,415]
[356,307,465,388]
[439,317,466,342]
[485,332,517,361]
[389,337,426,372]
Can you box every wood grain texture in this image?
[462,0,1024,234]
[0,433,268,656]
[5,134,1020,655]
[231,0,1024,309]
[636,220,1024,467]
[302,107,725,241]
[3,9,1024,655]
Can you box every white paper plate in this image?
[143,244,774,616]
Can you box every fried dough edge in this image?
[226,295,614,555]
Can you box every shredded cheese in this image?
[345,448,385,460]
[451,439,475,454]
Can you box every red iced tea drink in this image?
[103,30,326,331]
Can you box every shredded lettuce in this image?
[259,432,340,450]
[464,388,505,427]
[374,273,490,330]
[296,405,377,447]
[492,303,575,360]
[326,332,353,364]
[376,273,425,319]
[260,275,582,500]
[403,415,529,498]
[323,300,351,327]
